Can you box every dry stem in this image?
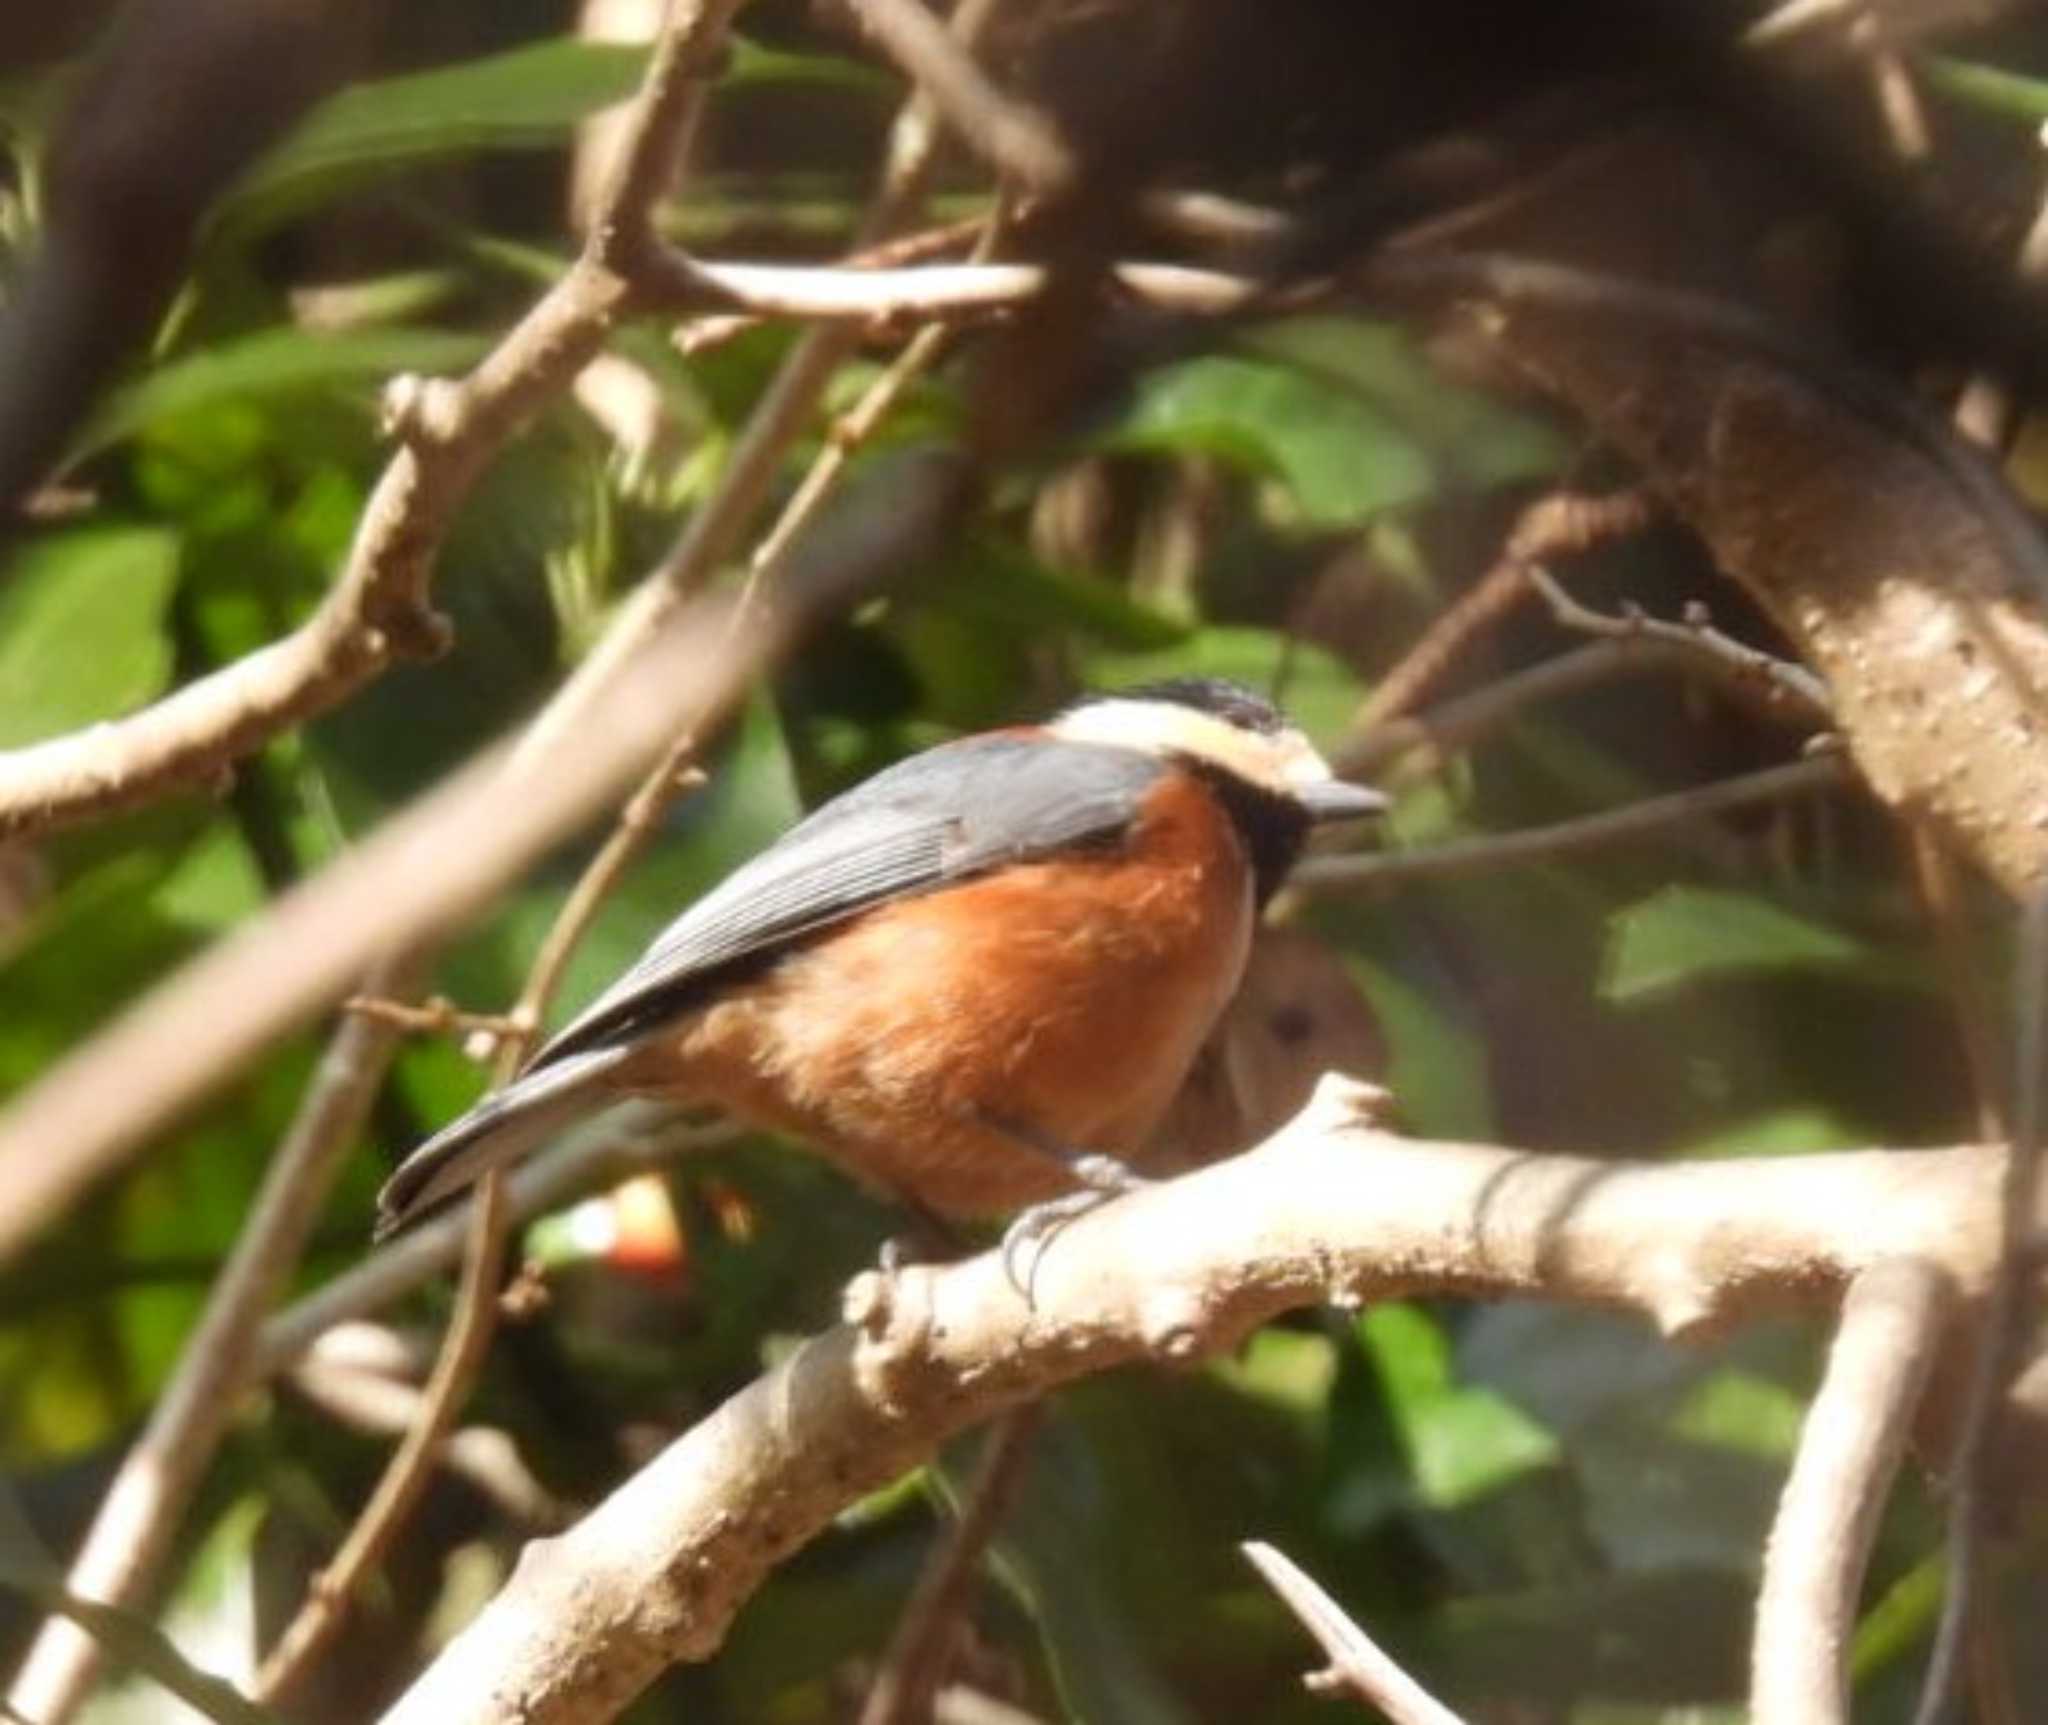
[1243,1540,1470,1725]
[1752,1259,1949,1725]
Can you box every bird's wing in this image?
[529,733,1165,1067]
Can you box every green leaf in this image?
[78,325,490,457]
[1925,57,2048,126]
[1851,1551,1945,1684]
[1668,1369,1806,1461]
[0,527,181,747]
[1600,885,1925,1002]
[959,536,1189,652]
[1340,952,1496,1140]
[221,37,887,234]
[1099,355,1436,530]
[1243,316,1568,489]
[1358,1303,1560,1510]
[1674,1104,1868,1160]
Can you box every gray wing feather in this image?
[532,734,1161,1067]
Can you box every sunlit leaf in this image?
[1926,57,2048,125]
[1341,952,1496,1140]
[1243,316,1568,488]
[1668,1370,1806,1461]
[1357,1303,1560,1510]
[0,526,180,747]
[1099,355,1436,530]
[222,37,888,234]
[956,535,1189,652]
[79,326,489,457]
[1674,1104,1866,1160]
[1600,885,1926,1002]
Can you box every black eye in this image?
[1268,1006,1315,1046]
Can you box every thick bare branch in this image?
[1363,250,2048,896]
[1752,1259,1950,1725]
[379,1079,2007,1725]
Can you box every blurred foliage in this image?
[0,7,2006,1723]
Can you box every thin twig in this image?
[1294,753,1849,893]
[860,1406,1045,1725]
[516,0,998,769]
[1340,639,1688,777]
[1850,12,1932,162]
[286,1355,564,1527]
[343,993,529,1047]
[255,1171,512,1700]
[1911,888,2048,1725]
[0,0,729,847]
[1355,486,1657,730]
[2,955,422,1725]
[1752,1259,1949,1725]
[1242,1541,1470,1725]
[671,212,991,357]
[1528,566,1834,723]
[634,253,1259,322]
[246,0,750,1700]
[843,0,1073,195]
[252,12,1004,1688]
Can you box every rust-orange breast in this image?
[622,769,1256,1215]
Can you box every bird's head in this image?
[1050,676,1386,826]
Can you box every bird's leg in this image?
[877,1193,968,1274]
[978,1114,1153,1300]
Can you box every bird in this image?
[374,677,1385,1252]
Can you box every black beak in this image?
[1299,778,1388,825]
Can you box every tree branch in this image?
[1752,1258,1950,1725]
[0,435,967,1272]
[378,1078,2009,1724]
[1355,485,1657,731]
[3,954,422,1724]
[859,1407,1044,1725]
[1912,887,2048,1725]
[0,0,743,846]
[1294,753,1848,892]
[842,0,1074,195]
[1528,566,1833,726]
[1337,634,1823,781]
[1242,1540,1471,1725]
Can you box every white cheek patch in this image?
[1050,701,1333,798]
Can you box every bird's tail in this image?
[374,1047,632,1240]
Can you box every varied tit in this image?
[375,677,1385,1244]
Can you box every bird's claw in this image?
[999,1160,1153,1303]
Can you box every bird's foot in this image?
[999,1151,1152,1303]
